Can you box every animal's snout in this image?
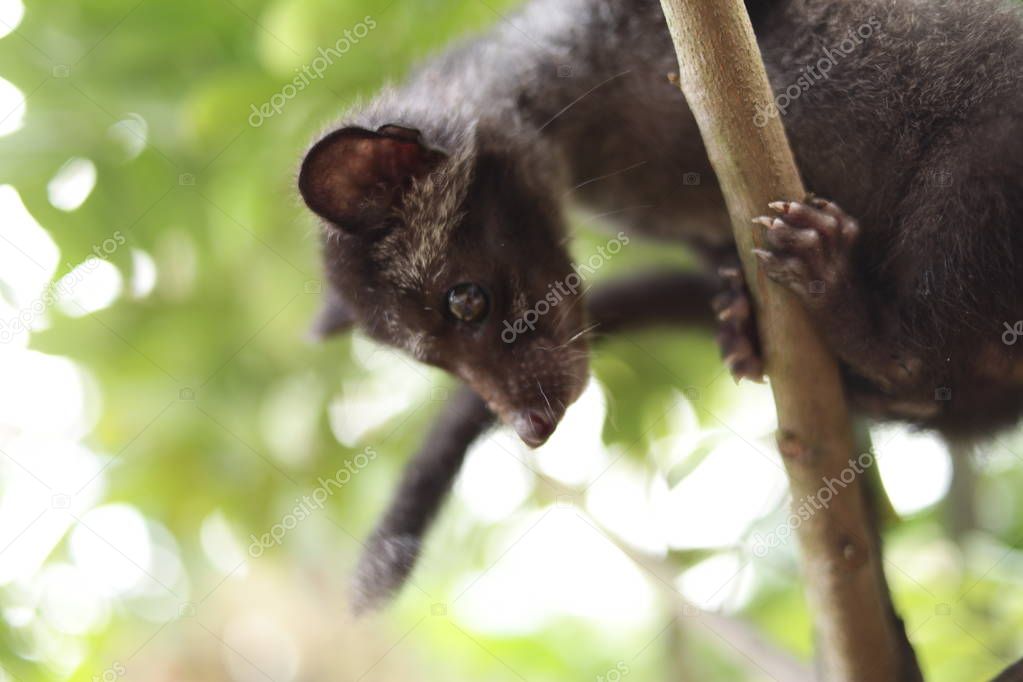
[511,409,557,448]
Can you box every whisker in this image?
[552,283,596,330]
[565,322,600,346]
[536,378,556,422]
[534,345,591,359]
[561,161,648,198]
[538,70,633,132]
[561,204,656,243]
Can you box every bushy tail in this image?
[350,387,494,613]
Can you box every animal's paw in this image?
[712,266,764,383]
[752,198,859,307]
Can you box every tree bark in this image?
[656,1,922,680]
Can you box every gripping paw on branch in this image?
[752,197,860,307]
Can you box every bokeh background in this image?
[1,0,1022,680]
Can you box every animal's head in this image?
[298,123,589,447]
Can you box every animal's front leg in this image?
[752,198,921,392]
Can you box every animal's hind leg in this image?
[713,265,765,383]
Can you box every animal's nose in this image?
[512,409,556,448]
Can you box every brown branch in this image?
[656,2,922,680]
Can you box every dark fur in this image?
[352,385,492,613]
[994,658,1023,682]
[301,0,1023,443]
[305,6,1023,670]
[754,0,1023,436]
[351,269,719,611]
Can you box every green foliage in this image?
[0,1,1021,681]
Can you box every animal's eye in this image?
[447,283,489,323]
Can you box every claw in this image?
[717,296,750,321]
[714,264,765,384]
[754,195,857,311]
[725,355,765,385]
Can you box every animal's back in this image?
[393,0,1023,250]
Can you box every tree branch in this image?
[584,517,815,682]
[656,2,921,679]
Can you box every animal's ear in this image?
[307,286,357,341]
[299,125,446,230]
